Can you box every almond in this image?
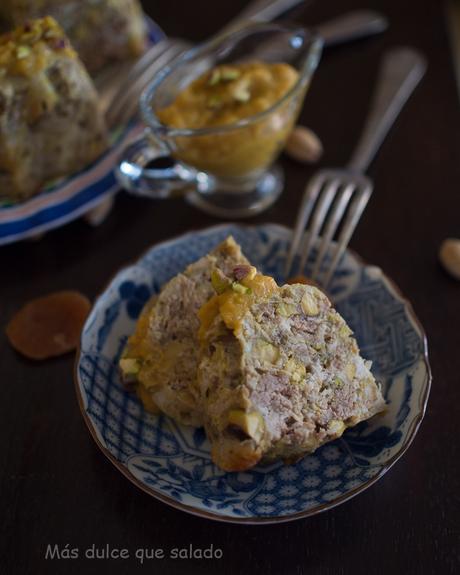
[439,238,460,280]
[285,126,323,164]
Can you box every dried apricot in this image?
[6,290,91,360]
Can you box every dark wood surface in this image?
[1,1,459,573]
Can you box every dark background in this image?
[1,1,459,573]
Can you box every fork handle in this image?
[347,47,427,173]
[316,11,388,47]
[219,0,308,35]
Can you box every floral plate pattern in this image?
[75,224,431,523]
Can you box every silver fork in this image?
[103,8,388,130]
[285,47,427,288]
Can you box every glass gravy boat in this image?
[116,23,322,218]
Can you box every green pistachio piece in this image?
[43,28,59,39]
[334,377,343,388]
[328,419,345,436]
[340,323,352,337]
[221,68,241,81]
[285,357,306,382]
[277,302,297,317]
[119,357,141,383]
[16,45,31,59]
[301,291,319,316]
[256,340,280,363]
[345,363,356,380]
[233,264,256,282]
[227,409,265,442]
[211,269,230,294]
[231,282,251,295]
[233,87,251,102]
[208,69,221,86]
[312,343,325,352]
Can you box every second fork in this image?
[285,47,427,287]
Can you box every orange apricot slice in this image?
[6,290,91,360]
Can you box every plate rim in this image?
[74,222,432,524]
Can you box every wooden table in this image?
[2,1,459,573]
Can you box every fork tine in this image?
[121,40,171,89]
[107,42,187,128]
[107,43,184,127]
[105,41,171,126]
[284,172,327,279]
[297,178,340,275]
[322,181,373,288]
[310,181,355,281]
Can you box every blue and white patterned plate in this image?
[75,224,431,524]
[0,19,164,246]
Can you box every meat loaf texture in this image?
[198,271,385,471]
[120,237,250,427]
[0,0,147,73]
[0,17,107,201]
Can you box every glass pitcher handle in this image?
[115,131,202,199]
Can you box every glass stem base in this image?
[185,165,284,218]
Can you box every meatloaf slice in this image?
[0,17,107,201]
[0,0,147,74]
[198,270,385,471]
[120,236,250,427]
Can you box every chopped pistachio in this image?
[211,269,231,294]
[327,311,339,324]
[346,363,356,380]
[340,323,352,338]
[328,419,346,436]
[120,357,141,374]
[16,45,31,59]
[233,87,251,102]
[277,302,297,317]
[312,343,325,352]
[43,27,59,40]
[119,357,141,383]
[334,377,343,388]
[231,281,251,295]
[227,409,265,442]
[208,69,221,86]
[233,264,256,282]
[221,68,241,81]
[256,340,280,363]
[285,358,306,382]
[301,291,319,316]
